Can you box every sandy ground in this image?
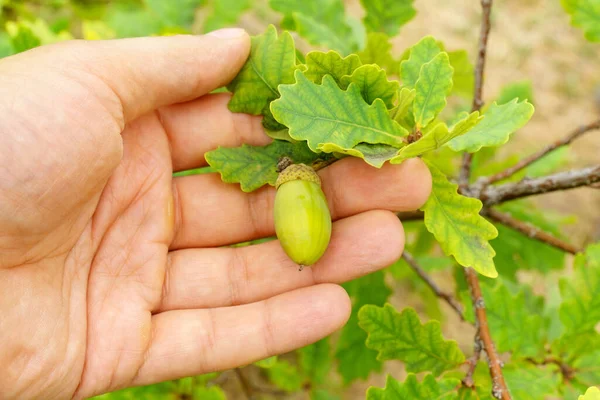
[219,0,600,398]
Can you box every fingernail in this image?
[207,28,246,39]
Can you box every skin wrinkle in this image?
[4,261,78,398]
[246,186,274,239]
[77,113,172,395]
[159,252,173,313]
[61,44,127,130]
[227,249,248,307]
[261,298,278,358]
[170,177,185,248]
[130,313,159,387]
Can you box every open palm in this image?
[0,31,431,400]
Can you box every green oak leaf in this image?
[572,349,600,388]
[0,32,13,58]
[82,20,117,41]
[227,25,297,115]
[360,0,416,36]
[5,18,70,49]
[456,387,494,400]
[421,161,498,277]
[91,379,180,399]
[261,105,290,138]
[319,143,401,168]
[337,313,383,384]
[5,23,41,53]
[254,356,278,368]
[106,4,163,38]
[525,146,569,177]
[413,52,454,128]
[367,375,403,400]
[391,111,481,163]
[497,80,535,105]
[367,374,460,400]
[271,71,408,152]
[491,201,568,279]
[4,18,74,54]
[270,0,330,20]
[346,14,367,50]
[339,65,400,108]
[304,51,362,85]
[447,99,535,152]
[298,338,331,385]
[270,0,358,54]
[503,363,561,400]
[337,271,391,383]
[461,279,546,358]
[551,330,600,364]
[559,243,600,334]
[266,360,305,392]
[561,0,600,42]
[390,87,417,127]
[358,32,400,73]
[205,140,324,192]
[359,304,465,376]
[400,36,442,89]
[270,0,345,32]
[192,386,226,400]
[448,50,474,97]
[311,389,341,400]
[203,0,251,32]
[580,387,600,400]
[145,0,203,28]
[292,12,357,55]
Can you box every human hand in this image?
[0,29,431,399]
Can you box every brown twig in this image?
[234,368,254,399]
[471,0,493,113]
[459,0,494,190]
[402,252,465,320]
[459,2,510,397]
[485,209,581,254]
[462,339,483,388]
[481,165,600,206]
[525,357,575,382]
[465,268,511,400]
[459,154,475,194]
[483,119,600,185]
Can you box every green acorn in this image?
[274,163,332,269]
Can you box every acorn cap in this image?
[275,163,321,189]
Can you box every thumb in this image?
[13,29,250,125]
[89,28,250,123]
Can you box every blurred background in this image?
[1,0,599,399]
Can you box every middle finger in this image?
[158,210,404,312]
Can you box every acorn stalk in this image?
[274,163,332,269]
